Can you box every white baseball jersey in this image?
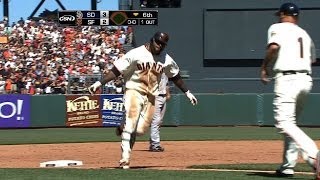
[268,22,316,73]
[113,45,179,96]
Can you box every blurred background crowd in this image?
[0,18,133,95]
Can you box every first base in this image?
[40,160,83,167]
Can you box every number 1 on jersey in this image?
[298,37,304,58]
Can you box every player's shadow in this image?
[135,149,164,152]
[246,172,306,179]
[100,165,167,169]
[135,149,151,152]
[121,165,166,169]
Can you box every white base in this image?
[40,160,83,167]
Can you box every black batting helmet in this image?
[275,2,300,16]
[151,32,169,46]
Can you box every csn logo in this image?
[59,15,76,22]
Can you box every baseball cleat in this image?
[315,151,320,180]
[275,169,294,177]
[149,146,165,152]
[119,159,130,169]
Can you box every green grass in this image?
[189,163,315,179]
[0,126,318,179]
[189,163,312,172]
[0,168,313,180]
[0,126,319,145]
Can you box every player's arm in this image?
[88,66,121,94]
[88,51,133,94]
[260,43,279,85]
[169,74,197,105]
[101,67,121,85]
[165,85,171,101]
[165,54,197,105]
[261,25,281,85]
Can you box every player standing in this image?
[260,3,320,179]
[88,31,197,169]
[149,73,170,152]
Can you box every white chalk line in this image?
[185,168,314,175]
[93,166,315,175]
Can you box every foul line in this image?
[184,168,314,175]
[89,166,315,175]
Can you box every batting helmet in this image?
[151,32,169,46]
[275,2,300,16]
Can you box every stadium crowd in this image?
[0,18,133,95]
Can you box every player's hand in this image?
[185,90,198,105]
[88,81,102,95]
[260,70,271,85]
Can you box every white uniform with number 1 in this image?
[268,22,318,173]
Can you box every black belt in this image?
[158,94,166,97]
[282,71,310,76]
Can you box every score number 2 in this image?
[298,37,304,58]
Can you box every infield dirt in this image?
[0,140,314,169]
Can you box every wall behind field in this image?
[131,0,320,93]
[0,94,316,128]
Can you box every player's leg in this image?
[274,77,317,169]
[295,81,319,168]
[149,96,161,149]
[149,95,166,151]
[276,78,307,176]
[278,120,318,166]
[276,135,298,176]
[119,89,146,169]
[274,89,300,176]
[136,95,155,136]
[297,80,320,179]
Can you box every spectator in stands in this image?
[5,76,12,94]
[0,17,132,95]
[0,75,5,94]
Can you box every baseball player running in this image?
[88,32,198,169]
[149,73,170,152]
[260,3,320,179]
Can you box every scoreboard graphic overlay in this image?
[58,10,158,26]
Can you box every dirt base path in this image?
[0,140,317,169]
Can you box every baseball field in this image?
[0,126,318,179]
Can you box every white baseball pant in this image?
[150,95,167,148]
[120,89,155,162]
[274,73,318,171]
